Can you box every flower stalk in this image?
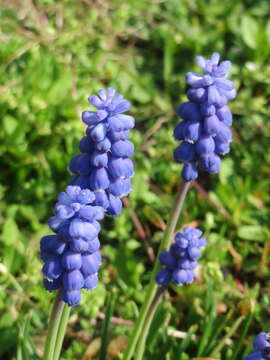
[123,181,191,360]
[43,292,65,360]
[135,285,167,360]
[135,224,207,359]
[53,304,71,360]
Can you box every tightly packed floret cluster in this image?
[156,227,207,286]
[69,87,135,216]
[244,332,270,360]
[41,186,104,306]
[173,53,236,181]
[40,89,135,306]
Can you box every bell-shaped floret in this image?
[90,152,108,167]
[88,123,107,142]
[108,129,129,142]
[82,110,108,125]
[159,252,177,269]
[215,122,232,143]
[216,106,232,126]
[172,269,189,285]
[109,178,131,197]
[69,154,82,174]
[187,88,207,103]
[182,162,198,182]
[203,115,220,136]
[187,246,201,261]
[94,190,109,209]
[195,135,215,155]
[107,194,122,216]
[81,252,101,277]
[84,274,99,290]
[175,233,189,248]
[111,140,134,158]
[95,137,111,152]
[79,136,95,153]
[43,256,63,280]
[108,157,134,178]
[40,235,66,256]
[177,257,197,270]
[183,120,201,142]
[44,277,62,291]
[79,205,104,222]
[70,238,89,253]
[87,238,100,254]
[89,168,110,190]
[214,138,230,155]
[63,270,84,291]
[174,142,195,163]
[177,102,201,122]
[62,251,82,270]
[62,290,81,307]
[155,268,172,285]
[200,102,216,117]
[199,153,221,173]
[186,73,213,88]
[69,218,98,241]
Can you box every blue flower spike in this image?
[41,186,103,306]
[173,53,236,181]
[156,226,207,286]
[70,87,135,215]
[41,88,135,306]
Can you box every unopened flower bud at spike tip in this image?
[173,53,236,181]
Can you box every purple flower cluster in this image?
[156,227,207,286]
[41,186,104,306]
[40,89,134,306]
[69,87,135,216]
[245,333,270,360]
[173,53,236,181]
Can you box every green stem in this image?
[43,292,65,360]
[123,181,191,360]
[53,303,71,360]
[135,286,166,360]
[100,292,116,360]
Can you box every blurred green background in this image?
[1,0,270,359]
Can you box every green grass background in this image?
[1,0,270,359]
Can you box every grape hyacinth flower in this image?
[244,332,270,360]
[156,227,207,286]
[173,53,236,181]
[69,87,135,216]
[41,186,104,306]
[40,89,134,308]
